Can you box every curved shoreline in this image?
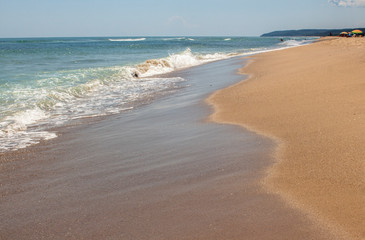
[1,56,338,239]
[207,37,365,239]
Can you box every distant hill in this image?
[261,28,365,37]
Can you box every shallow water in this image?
[0,36,315,152]
[0,57,332,239]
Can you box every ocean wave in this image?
[224,38,231,41]
[3,108,49,132]
[0,107,57,152]
[279,39,314,47]
[162,37,186,41]
[0,38,105,44]
[0,67,185,152]
[108,38,146,42]
[132,48,231,77]
[0,36,315,152]
[0,47,234,152]
[161,37,195,42]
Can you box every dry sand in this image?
[208,37,365,240]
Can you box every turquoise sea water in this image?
[0,36,315,152]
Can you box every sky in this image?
[0,0,365,38]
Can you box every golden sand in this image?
[208,37,365,240]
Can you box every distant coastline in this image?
[261,28,365,37]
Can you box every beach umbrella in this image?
[339,32,348,36]
[352,29,363,35]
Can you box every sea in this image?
[0,36,315,152]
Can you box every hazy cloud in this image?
[329,0,365,7]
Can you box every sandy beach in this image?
[208,37,365,239]
[0,57,336,239]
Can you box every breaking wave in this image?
[1,36,316,152]
[134,48,232,77]
[279,39,314,47]
[0,48,232,152]
[108,38,146,42]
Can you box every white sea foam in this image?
[0,72,186,152]
[108,38,146,42]
[0,37,315,152]
[4,108,48,132]
[134,48,231,77]
[2,48,223,152]
[224,38,231,41]
[279,39,312,47]
[162,37,185,41]
[0,130,57,152]
[0,45,293,152]
[0,107,57,152]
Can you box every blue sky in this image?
[1,0,365,37]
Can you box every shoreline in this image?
[0,57,334,239]
[207,37,365,239]
[0,37,316,154]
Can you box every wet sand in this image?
[208,37,365,240]
[1,57,334,239]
